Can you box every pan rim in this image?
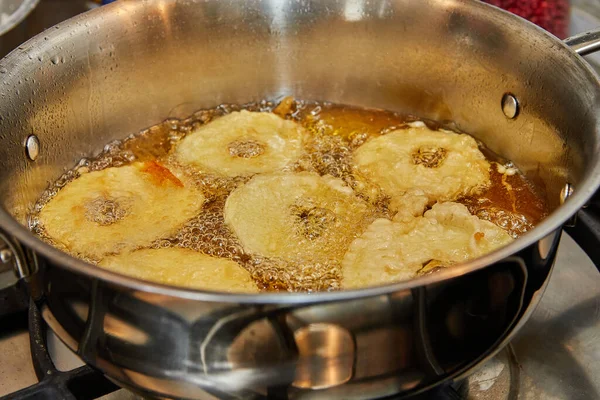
[1,0,600,304]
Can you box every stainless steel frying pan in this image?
[1,0,600,398]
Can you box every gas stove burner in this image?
[0,292,520,400]
[1,300,487,400]
[4,235,596,400]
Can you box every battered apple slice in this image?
[353,122,491,204]
[174,110,307,177]
[39,162,204,260]
[342,202,513,289]
[100,248,258,292]
[224,172,370,263]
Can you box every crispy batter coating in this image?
[389,189,429,223]
[39,162,204,260]
[175,110,307,177]
[342,202,513,289]
[224,172,369,263]
[353,123,491,204]
[100,248,258,292]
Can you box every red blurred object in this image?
[483,0,570,38]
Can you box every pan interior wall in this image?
[0,0,598,225]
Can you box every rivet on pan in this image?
[501,93,519,119]
[0,248,13,264]
[25,134,40,161]
[560,183,573,205]
[560,183,577,227]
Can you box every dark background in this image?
[0,1,94,59]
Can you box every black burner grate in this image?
[0,301,118,400]
[404,382,468,400]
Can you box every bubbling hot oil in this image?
[29,99,548,292]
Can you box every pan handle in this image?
[564,28,600,56]
[564,206,600,271]
[562,28,600,271]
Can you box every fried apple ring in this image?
[175,110,307,177]
[224,172,369,263]
[99,248,258,292]
[39,162,204,260]
[353,123,491,204]
[342,202,513,289]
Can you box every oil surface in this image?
[30,98,547,292]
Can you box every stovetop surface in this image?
[0,1,599,399]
